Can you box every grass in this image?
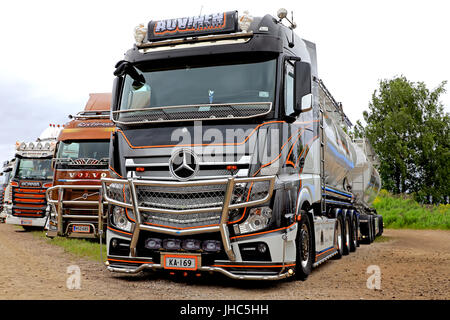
[373,189,450,230]
[31,230,106,263]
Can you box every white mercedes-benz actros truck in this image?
[101,9,382,280]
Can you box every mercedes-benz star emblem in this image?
[169,149,199,181]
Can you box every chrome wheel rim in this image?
[335,219,342,251]
[300,224,310,268]
[346,219,351,248]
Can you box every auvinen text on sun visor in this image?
[147,11,238,42]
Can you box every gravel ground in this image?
[0,223,448,300]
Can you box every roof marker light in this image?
[18,142,27,151]
[277,8,288,20]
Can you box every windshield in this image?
[15,158,53,180]
[56,141,109,163]
[119,57,276,110]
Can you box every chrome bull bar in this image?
[46,185,107,236]
[101,176,276,261]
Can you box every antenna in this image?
[199,5,203,16]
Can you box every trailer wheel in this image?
[343,216,351,255]
[294,214,313,280]
[349,215,357,252]
[333,215,345,259]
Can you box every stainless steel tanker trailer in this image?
[101,9,382,280]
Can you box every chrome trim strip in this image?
[221,177,235,261]
[137,31,254,49]
[112,102,272,126]
[107,263,293,281]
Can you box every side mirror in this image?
[111,76,123,112]
[294,61,312,113]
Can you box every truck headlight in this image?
[111,206,132,232]
[235,207,272,235]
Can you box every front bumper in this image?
[101,176,298,280]
[46,185,106,238]
[6,214,47,227]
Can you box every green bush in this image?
[373,190,450,230]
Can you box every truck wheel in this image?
[343,216,351,255]
[377,215,384,236]
[356,215,360,247]
[349,215,357,252]
[333,215,344,259]
[295,214,313,281]
[368,215,375,243]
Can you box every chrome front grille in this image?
[143,211,222,229]
[102,176,275,230]
[136,184,226,211]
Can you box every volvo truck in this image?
[46,93,114,238]
[101,9,383,280]
[5,125,61,229]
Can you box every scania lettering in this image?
[102,9,383,280]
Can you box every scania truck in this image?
[5,125,61,230]
[46,93,114,238]
[101,9,383,280]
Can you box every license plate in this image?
[72,225,91,233]
[163,255,198,271]
[20,219,32,226]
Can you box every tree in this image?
[357,76,449,203]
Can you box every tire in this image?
[295,213,314,281]
[333,215,345,259]
[343,215,351,255]
[368,215,375,243]
[349,215,357,252]
[377,215,384,236]
[356,214,361,247]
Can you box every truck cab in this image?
[5,126,60,229]
[46,93,114,238]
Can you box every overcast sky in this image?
[1,0,449,161]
